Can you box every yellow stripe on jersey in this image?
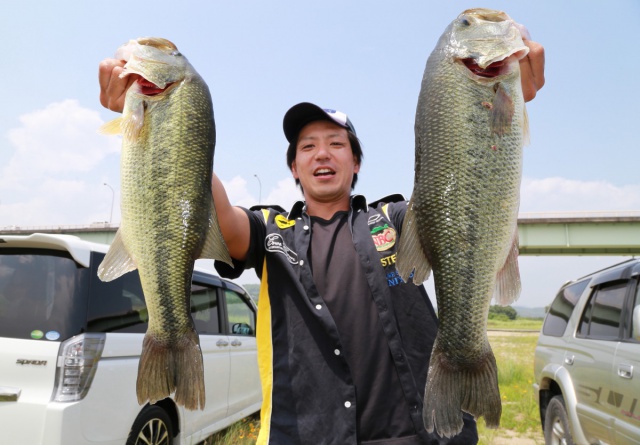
[256,259,273,444]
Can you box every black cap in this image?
[283,102,356,143]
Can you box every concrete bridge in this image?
[2,211,640,256]
[517,211,640,255]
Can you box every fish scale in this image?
[98,37,232,411]
[397,9,528,438]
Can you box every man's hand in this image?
[520,40,545,102]
[98,58,139,113]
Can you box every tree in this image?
[488,305,518,320]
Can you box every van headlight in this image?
[53,333,105,402]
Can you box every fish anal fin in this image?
[493,231,521,305]
[199,195,233,266]
[396,197,432,285]
[97,229,137,281]
[490,83,515,137]
[423,342,501,438]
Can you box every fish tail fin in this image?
[423,344,501,438]
[494,232,521,305]
[97,229,137,281]
[200,195,233,266]
[397,196,431,284]
[137,328,205,410]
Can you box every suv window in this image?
[577,280,627,340]
[87,252,147,333]
[0,249,89,341]
[191,283,221,334]
[542,279,589,337]
[226,289,256,336]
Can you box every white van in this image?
[0,233,261,444]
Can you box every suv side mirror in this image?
[633,306,640,341]
[232,322,253,336]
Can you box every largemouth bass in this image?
[397,9,529,437]
[98,37,232,410]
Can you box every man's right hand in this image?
[98,58,139,113]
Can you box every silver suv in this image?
[534,259,640,444]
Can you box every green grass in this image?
[204,321,544,444]
[203,415,259,444]
[477,330,544,444]
[487,317,543,331]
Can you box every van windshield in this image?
[0,249,89,341]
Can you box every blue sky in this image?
[1,1,639,307]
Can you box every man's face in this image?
[291,120,360,205]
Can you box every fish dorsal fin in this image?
[97,229,137,281]
[396,196,432,285]
[199,195,233,266]
[493,230,521,305]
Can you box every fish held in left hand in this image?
[397,9,529,438]
[97,37,232,410]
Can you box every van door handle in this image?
[618,364,633,379]
[216,339,229,347]
[564,355,574,366]
[231,339,242,347]
[0,386,21,402]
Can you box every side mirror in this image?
[633,306,640,341]
[232,322,253,336]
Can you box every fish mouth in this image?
[461,59,506,78]
[460,50,527,78]
[137,77,174,96]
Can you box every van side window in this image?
[577,281,627,340]
[226,290,256,336]
[87,253,146,333]
[542,279,589,337]
[191,282,221,334]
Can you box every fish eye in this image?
[170,51,182,57]
[459,18,471,26]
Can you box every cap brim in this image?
[283,102,350,143]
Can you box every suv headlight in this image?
[53,333,105,402]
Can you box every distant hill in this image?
[513,306,547,319]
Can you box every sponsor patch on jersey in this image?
[265,233,299,264]
[275,214,296,229]
[371,224,397,252]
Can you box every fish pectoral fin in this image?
[97,229,138,281]
[489,82,515,137]
[396,197,432,285]
[199,195,233,266]
[98,117,124,136]
[493,231,521,305]
[522,105,530,146]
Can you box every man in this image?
[99,41,544,444]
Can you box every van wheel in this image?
[544,395,575,445]
[126,405,174,445]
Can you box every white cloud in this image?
[4,100,119,182]
[1,100,121,227]
[221,175,302,211]
[264,177,303,210]
[520,177,640,213]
